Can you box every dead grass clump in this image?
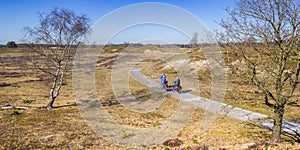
[162,138,183,147]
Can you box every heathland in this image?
[0,45,299,149]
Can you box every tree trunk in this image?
[47,82,57,109]
[272,105,284,142]
[47,96,56,109]
[46,62,61,109]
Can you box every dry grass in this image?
[0,47,299,149]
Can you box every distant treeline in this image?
[1,42,220,49]
[1,43,80,48]
[90,43,215,48]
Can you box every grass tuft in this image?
[11,110,20,116]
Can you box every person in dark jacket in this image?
[173,76,180,89]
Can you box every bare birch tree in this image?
[218,0,300,142]
[23,7,90,109]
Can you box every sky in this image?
[0,0,236,45]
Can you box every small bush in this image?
[6,41,18,48]
[11,110,20,116]
[23,99,30,104]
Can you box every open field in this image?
[0,47,299,149]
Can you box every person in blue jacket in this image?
[160,73,167,84]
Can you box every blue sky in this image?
[0,0,235,44]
